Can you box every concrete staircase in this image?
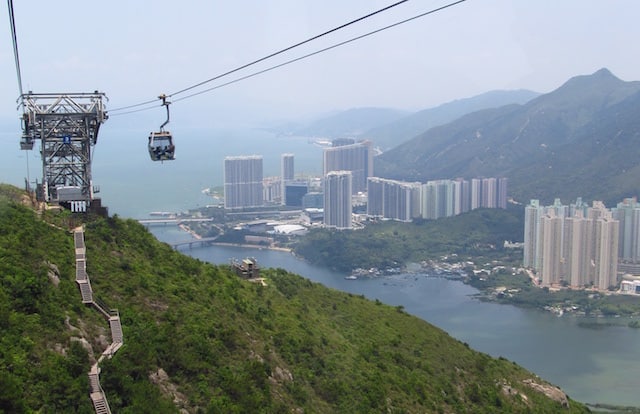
[89,364,111,414]
[78,280,93,303]
[90,392,110,414]
[109,315,124,344]
[73,227,122,414]
[76,259,87,280]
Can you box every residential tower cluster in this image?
[367,177,508,222]
[222,138,509,230]
[524,198,621,290]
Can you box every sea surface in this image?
[92,126,325,218]
[4,125,640,407]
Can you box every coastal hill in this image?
[269,90,538,149]
[0,184,588,413]
[285,107,410,138]
[363,89,540,151]
[375,68,640,205]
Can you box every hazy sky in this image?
[1,0,640,126]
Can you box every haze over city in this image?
[1,0,639,126]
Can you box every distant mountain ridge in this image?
[364,89,540,150]
[270,90,539,146]
[376,68,640,204]
[289,107,410,138]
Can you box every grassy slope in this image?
[0,186,588,413]
[0,185,98,413]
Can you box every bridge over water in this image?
[138,218,223,249]
[138,218,214,226]
[170,237,220,250]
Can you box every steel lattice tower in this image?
[20,92,108,211]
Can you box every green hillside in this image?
[364,89,539,151]
[376,68,640,204]
[0,185,589,413]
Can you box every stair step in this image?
[74,230,85,249]
[101,341,123,360]
[88,364,101,393]
[76,260,87,281]
[78,280,93,303]
[109,316,124,343]
[89,376,101,394]
[91,391,111,414]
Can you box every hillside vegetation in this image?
[294,207,524,273]
[0,185,588,413]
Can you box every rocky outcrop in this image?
[523,379,569,408]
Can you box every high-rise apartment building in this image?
[564,211,590,287]
[524,198,620,289]
[540,211,564,286]
[415,177,506,220]
[324,171,352,229]
[223,155,264,209]
[367,177,420,222]
[284,180,308,207]
[594,212,619,290]
[523,199,543,269]
[323,140,373,194]
[366,178,385,217]
[281,153,294,182]
[481,178,497,208]
[452,179,463,216]
[421,180,455,220]
[612,197,640,263]
[497,177,508,209]
[568,197,589,219]
[420,181,437,220]
[367,175,506,224]
[458,178,471,214]
[467,177,508,210]
[262,176,281,205]
[470,178,482,210]
[281,153,294,205]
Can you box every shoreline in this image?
[178,223,292,253]
[177,222,640,326]
[179,223,202,239]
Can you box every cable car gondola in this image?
[148,94,175,161]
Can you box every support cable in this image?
[174,0,467,103]
[108,0,410,113]
[110,0,468,116]
[7,0,24,100]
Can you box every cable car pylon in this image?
[148,94,175,162]
[19,92,108,212]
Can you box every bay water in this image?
[151,226,640,408]
[91,124,325,218]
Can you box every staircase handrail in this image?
[93,296,118,317]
